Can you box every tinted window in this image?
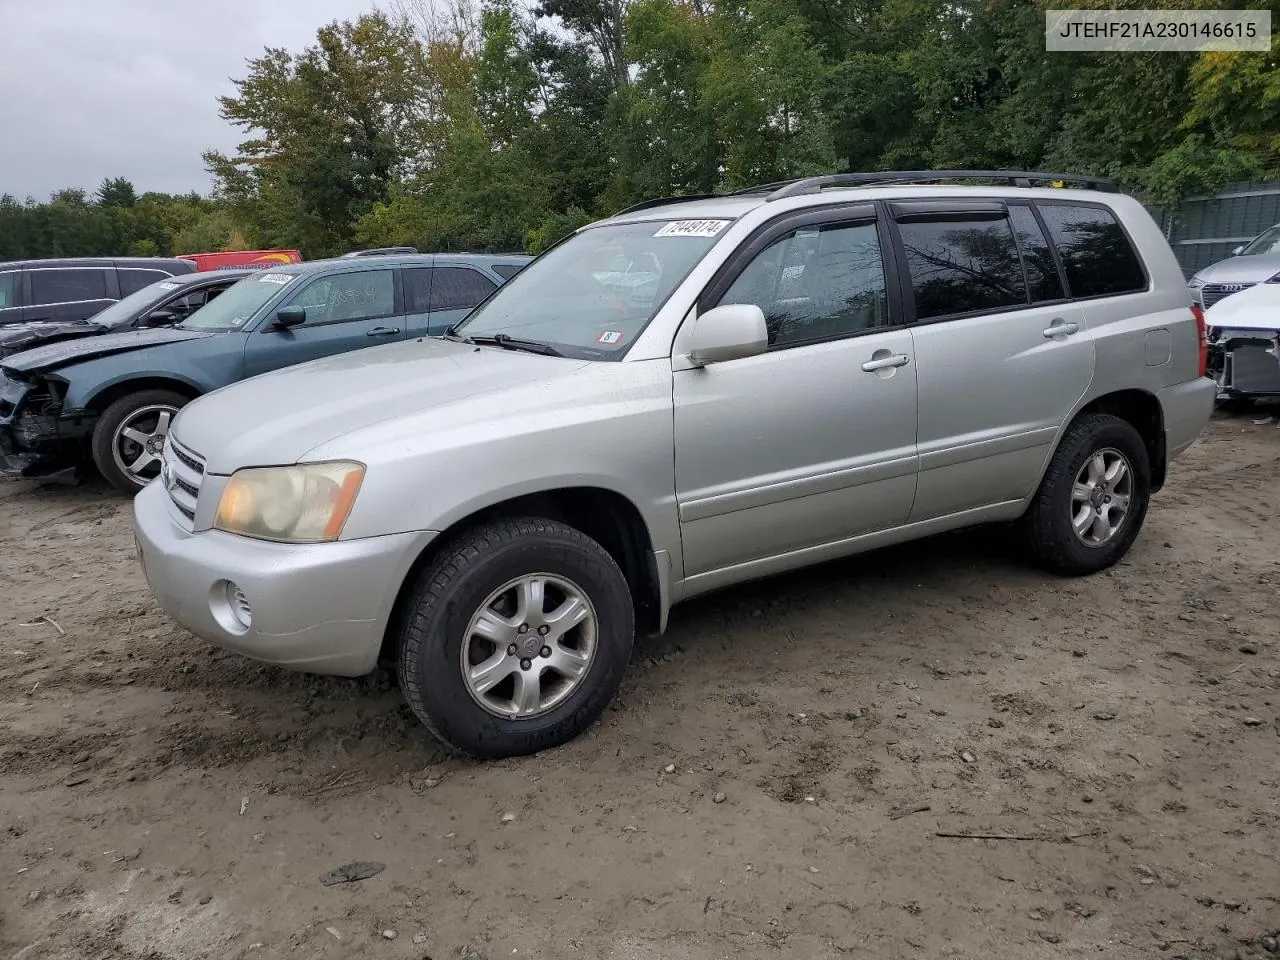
[1008,206,1065,303]
[898,215,1026,320]
[289,270,396,324]
[404,267,432,313]
[429,267,497,311]
[119,268,171,295]
[720,221,888,348]
[493,264,524,280]
[1037,203,1146,298]
[30,268,110,306]
[0,272,16,309]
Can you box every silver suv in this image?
[133,171,1215,758]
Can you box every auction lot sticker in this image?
[654,220,731,238]
[258,273,295,285]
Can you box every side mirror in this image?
[273,305,306,329]
[1232,245,1245,256]
[687,304,768,366]
[141,309,178,327]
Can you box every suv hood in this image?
[1,326,216,376]
[1192,252,1280,285]
[171,337,591,474]
[1205,281,1280,332]
[0,319,105,359]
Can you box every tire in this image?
[1017,413,1151,576]
[397,516,635,759]
[90,389,189,495]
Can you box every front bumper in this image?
[132,480,436,676]
[1207,330,1280,399]
[0,373,81,476]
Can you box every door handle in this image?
[1043,319,1080,338]
[861,353,911,372]
[367,326,401,337]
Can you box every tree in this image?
[97,177,138,207]
[207,12,433,256]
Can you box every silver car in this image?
[1187,222,1280,308]
[133,171,1216,758]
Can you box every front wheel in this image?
[397,517,635,758]
[1017,413,1151,576]
[90,389,188,495]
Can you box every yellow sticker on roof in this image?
[653,219,731,238]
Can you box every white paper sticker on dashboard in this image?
[653,219,730,238]
[258,273,294,285]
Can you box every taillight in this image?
[1191,303,1207,377]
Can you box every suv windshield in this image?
[455,218,733,358]
[180,273,292,332]
[85,280,180,329]
[1241,225,1280,256]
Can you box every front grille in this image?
[162,436,205,525]
[1200,282,1255,309]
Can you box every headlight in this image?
[214,461,365,543]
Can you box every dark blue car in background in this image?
[0,252,529,492]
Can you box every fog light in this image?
[228,583,252,630]
[210,579,252,635]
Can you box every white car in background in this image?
[1205,276,1280,403]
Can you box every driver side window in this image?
[288,269,395,325]
[718,221,888,349]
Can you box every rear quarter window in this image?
[119,268,173,296]
[1036,203,1146,299]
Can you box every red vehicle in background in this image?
[178,250,302,272]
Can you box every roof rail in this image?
[766,170,1118,201]
[728,179,804,196]
[616,193,719,215]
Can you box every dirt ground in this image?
[2,412,1279,960]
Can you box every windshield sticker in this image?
[596,330,625,345]
[258,273,294,285]
[157,282,180,291]
[653,219,731,239]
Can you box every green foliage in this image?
[5,1,1279,260]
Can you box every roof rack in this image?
[616,194,719,215]
[765,170,1118,200]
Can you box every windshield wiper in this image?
[442,323,473,344]
[467,333,563,357]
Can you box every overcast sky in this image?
[0,0,382,201]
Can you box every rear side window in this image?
[1007,206,1065,303]
[429,267,497,311]
[492,264,524,280]
[898,215,1026,320]
[403,267,433,313]
[30,268,111,306]
[119,268,172,296]
[1037,203,1146,298]
[0,272,16,309]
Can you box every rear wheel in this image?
[1018,413,1151,576]
[397,517,635,758]
[91,389,188,495]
